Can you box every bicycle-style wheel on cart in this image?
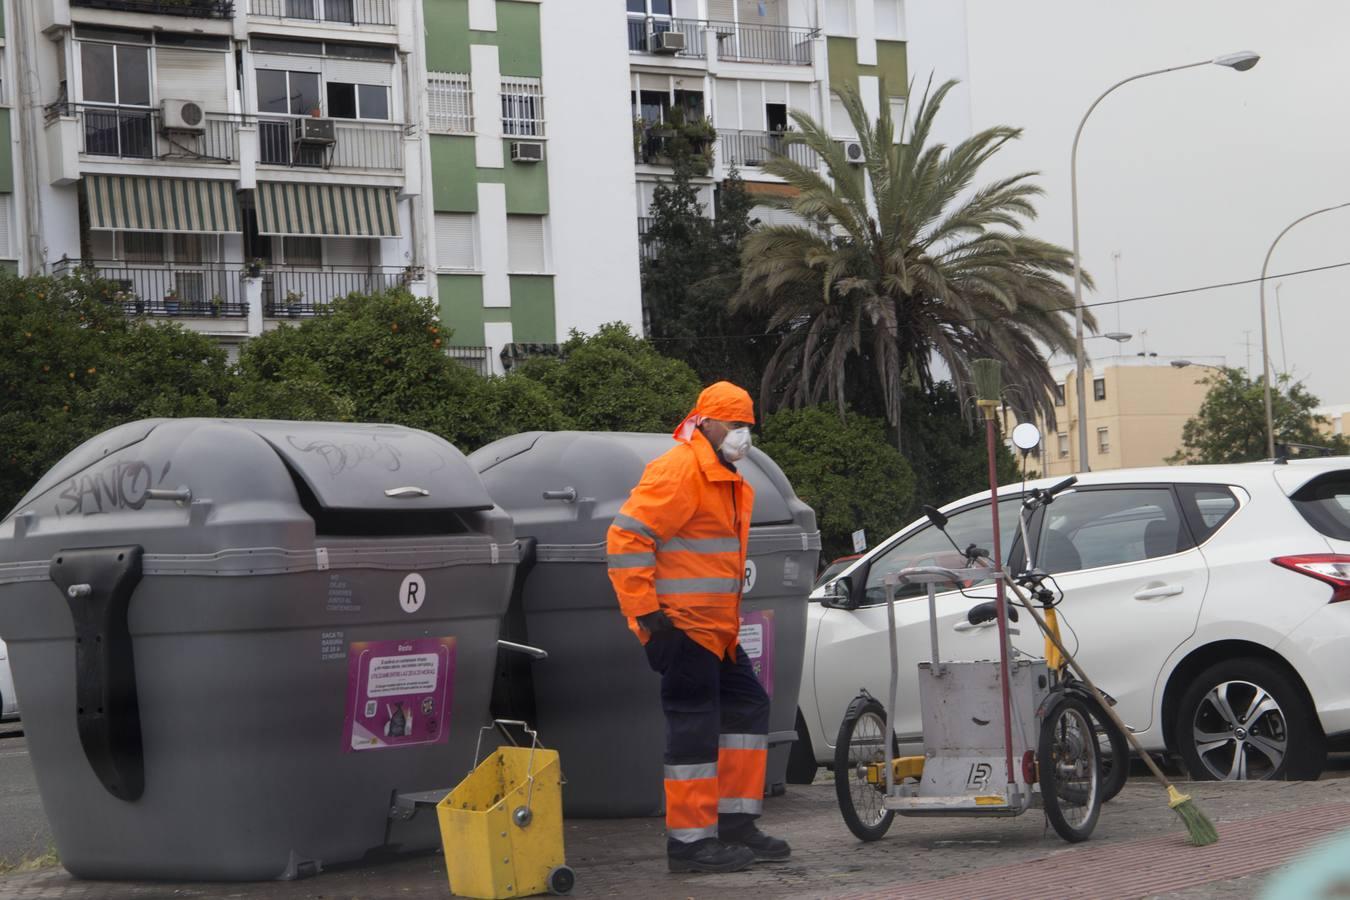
[834,696,897,842]
[1039,694,1102,842]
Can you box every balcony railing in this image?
[54,260,249,317]
[71,0,234,18]
[635,123,716,172]
[717,129,818,169]
[709,21,814,65]
[637,217,660,262]
[248,0,396,26]
[260,266,409,317]
[626,17,707,58]
[48,103,242,164]
[257,117,404,171]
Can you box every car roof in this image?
[939,456,1350,513]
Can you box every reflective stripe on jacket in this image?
[607,430,754,659]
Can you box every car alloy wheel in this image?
[1191,679,1287,780]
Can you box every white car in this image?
[793,458,1350,782]
[0,636,18,720]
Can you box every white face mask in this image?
[719,427,752,462]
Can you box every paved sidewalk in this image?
[2,778,1346,900]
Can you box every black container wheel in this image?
[547,864,576,895]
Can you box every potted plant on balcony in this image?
[208,294,224,317]
[163,287,180,316]
[284,289,304,318]
[246,257,264,278]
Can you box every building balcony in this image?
[54,260,250,318]
[259,265,412,317]
[717,129,818,169]
[628,17,814,66]
[634,122,716,173]
[70,0,234,18]
[248,0,396,27]
[257,117,404,173]
[46,103,243,167]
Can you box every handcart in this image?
[834,465,1119,845]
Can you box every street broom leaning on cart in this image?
[606,381,790,874]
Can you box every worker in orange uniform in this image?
[607,382,790,874]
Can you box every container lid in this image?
[245,421,494,513]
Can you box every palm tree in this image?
[734,79,1094,449]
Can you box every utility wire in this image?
[645,258,1350,344]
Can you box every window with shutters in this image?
[829,94,857,140]
[874,0,905,39]
[506,215,547,274]
[283,236,323,267]
[428,72,473,134]
[825,0,854,34]
[0,195,13,259]
[501,77,544,137]
[435,213,477,271]
[122,232,166,263]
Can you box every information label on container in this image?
[342,636,456,752]
[738,610,775,698]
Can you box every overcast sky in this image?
[952,0,1350,405]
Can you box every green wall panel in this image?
[876,41,908,97]
[483,307,512,323]
[430,136,479,212]
[0,260,16,273]
[486,148,549,215]
[0,113,13,193]
[508,275,555,343]
[439,274,486,345]
[491,1,542,77]
[826,36,908,99]
[424,0,471,73]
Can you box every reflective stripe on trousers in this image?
[717,733,767,816]
[664,762,719,842]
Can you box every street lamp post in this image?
[1258,203,1350,458]
[1069,51,1260,473]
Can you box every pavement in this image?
[0,723,53,872]
[3,748,1350,900]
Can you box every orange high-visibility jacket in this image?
[607,429,754,659]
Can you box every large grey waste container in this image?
[470,432,819,817]
[0,419,518,880]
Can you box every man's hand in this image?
[638,610,675,634]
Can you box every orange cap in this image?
[674,381,755,441]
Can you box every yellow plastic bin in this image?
[439,724,573,899]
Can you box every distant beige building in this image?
[1315,404,1350,440]
[1004,360,1214,475]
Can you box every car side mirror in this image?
[818,574,857,610]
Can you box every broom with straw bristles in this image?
[1004,577,1219,845]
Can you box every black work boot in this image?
[667,838,756,873]
[723,824,792,862]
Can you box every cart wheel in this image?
[1085,697,1129,803]
[833,697,896,842]
[547,864,575,895]
[1039,694,1102,843]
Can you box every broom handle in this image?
[1004,578,1177,791]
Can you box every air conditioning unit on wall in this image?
[653,30,686,53]
[161,99,206,133]
[843,140,865,164]
[293,117,337,145]
[511,141,544,163]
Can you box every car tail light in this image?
[1272,555,1350,602]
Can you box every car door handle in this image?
[1133,585,1185,601]
[953,621,1019,635]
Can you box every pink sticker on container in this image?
[342,636,457,752]
[739,610,775,697]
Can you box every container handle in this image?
[383,486,430,499]
[472,719,545,819]
[497,639,548,660]
[145,487,192,504]
[542,488,577,502]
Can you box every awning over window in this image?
[255,182,401,238]
[85,175,240,233]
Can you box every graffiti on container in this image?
[54,460,155,517]
[286,434,403,476]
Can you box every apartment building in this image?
[1007,360,1213,476]
[628,0,916,240]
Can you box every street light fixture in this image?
[1069,51,1260,473]
[1258,202,1350,459]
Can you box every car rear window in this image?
[1291,472,1350,541]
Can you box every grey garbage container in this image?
[470,432,819,817]
[0,419,518,881]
